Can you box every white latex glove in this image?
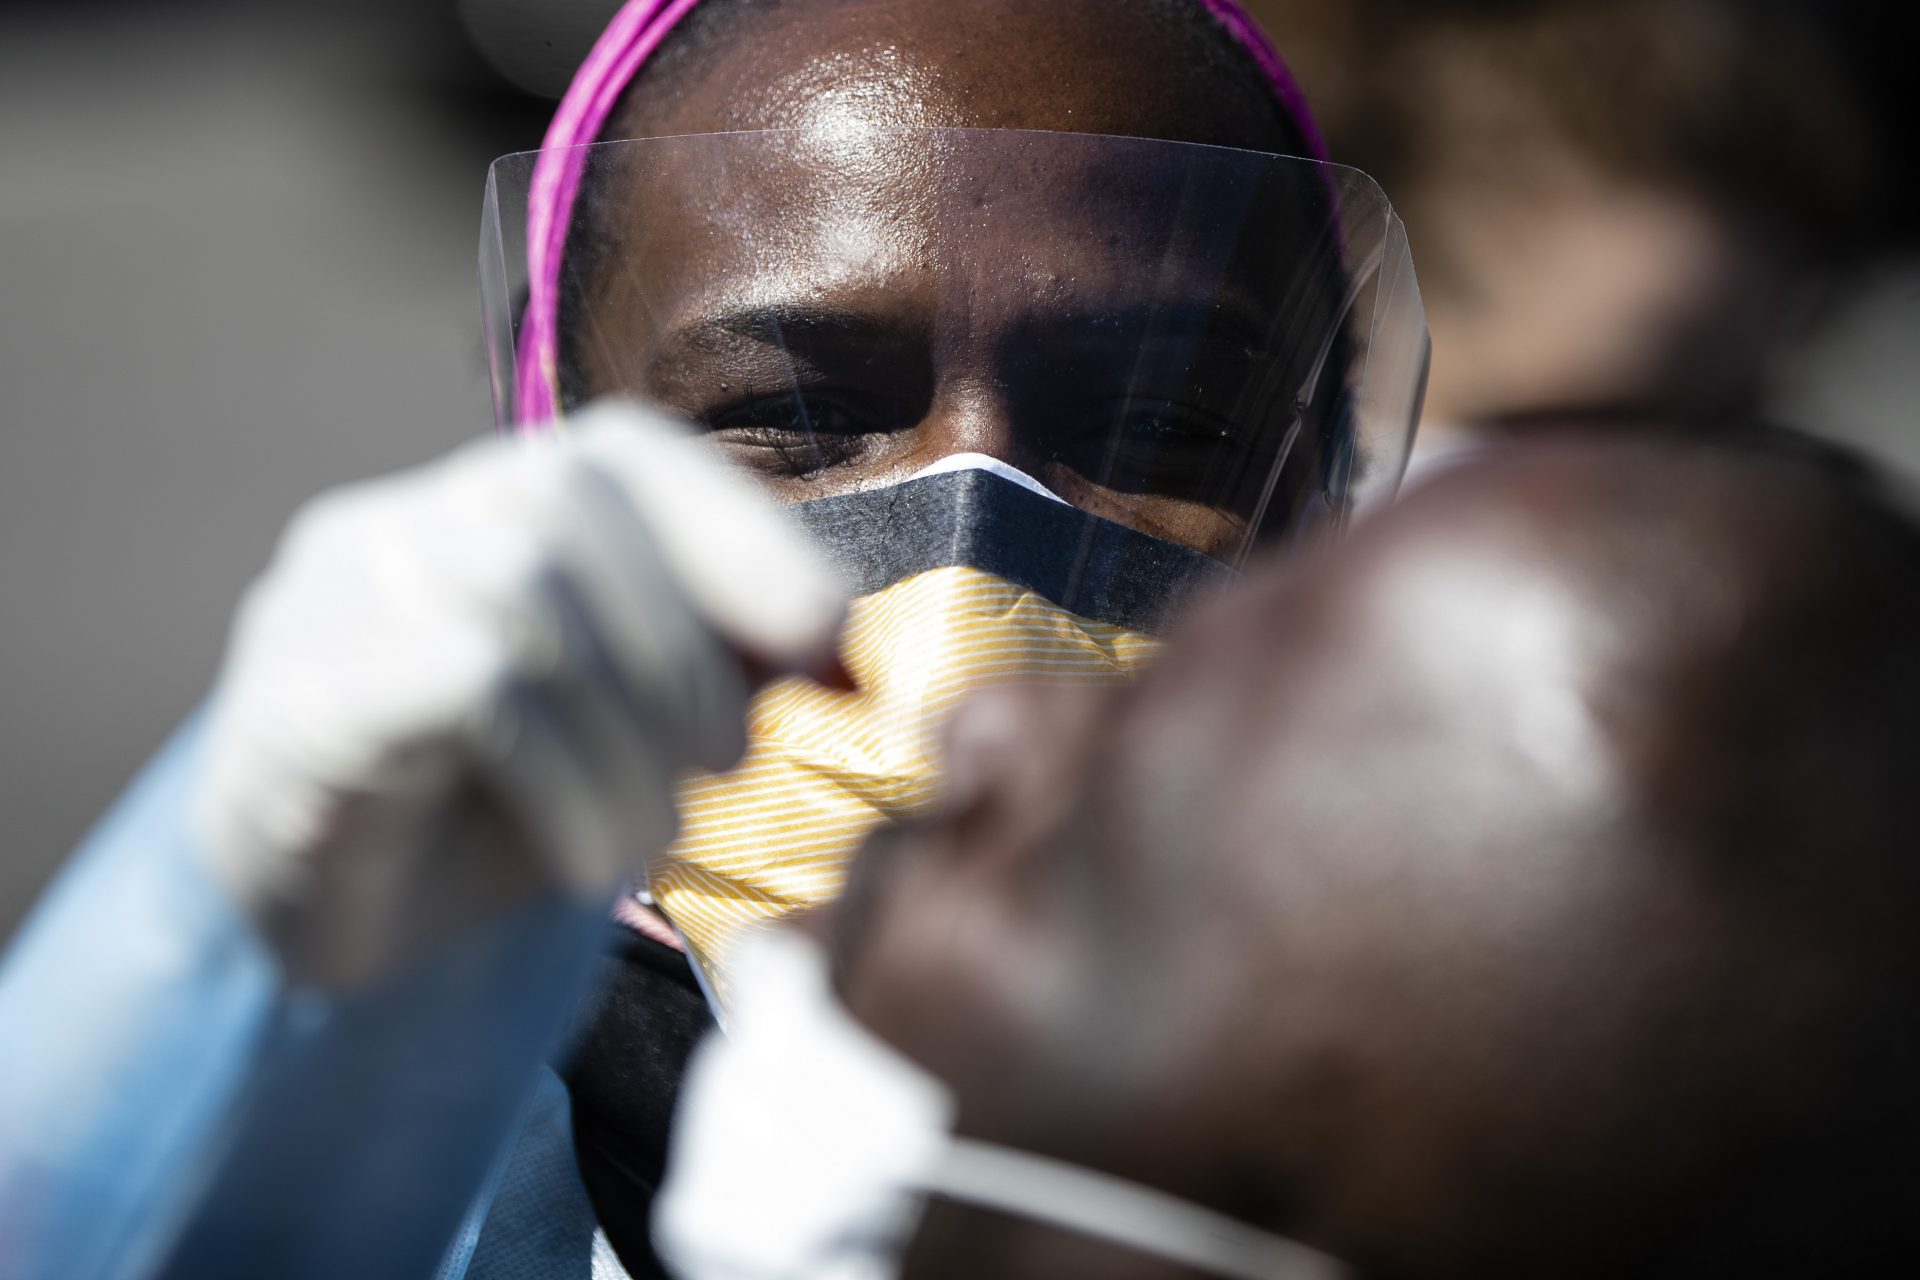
[193,400,847,985]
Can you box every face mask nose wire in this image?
[921,1139,1351,1280]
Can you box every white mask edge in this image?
[904,453,1071,506]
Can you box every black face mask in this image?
[787,464,1233,629]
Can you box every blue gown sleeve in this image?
[0,716,612,1280]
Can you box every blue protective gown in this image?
[0,717,632,1280]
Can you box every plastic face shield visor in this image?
[480,126,1429,565]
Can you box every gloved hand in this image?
[193,400,848,986]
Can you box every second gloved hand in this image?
[193,400,847,986]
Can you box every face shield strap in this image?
[787,467,1234,635]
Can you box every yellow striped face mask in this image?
[649,457,1231,1002]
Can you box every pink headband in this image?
[514,0,1330,428]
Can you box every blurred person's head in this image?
[1245,0,1882,446]
[813,434,1920,1278]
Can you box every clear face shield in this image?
[480,127,1428,989]
[484,126,1426,542]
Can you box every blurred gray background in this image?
[2,0,1913,938]
[0,0,554,933]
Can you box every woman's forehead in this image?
[561,0,1314,388]
[609,0,1287,150]
[584,128,1308,356]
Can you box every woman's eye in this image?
[1085,402,1239,458]
[703,397,874,476]
[1117,408,1233,447]
[708,397,840,436]
[1042,401,1291,509]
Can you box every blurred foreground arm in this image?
[0,402,845,1280]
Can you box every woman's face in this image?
[563,0,1335,559]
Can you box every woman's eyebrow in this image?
[642,302,934,399]
[658,303,921,356]
[642,291,1288,391]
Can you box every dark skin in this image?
[827,438,1920,1278]
[562,0,1340,559]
